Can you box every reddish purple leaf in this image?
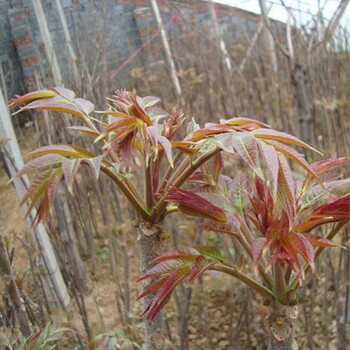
[190,124,234,142]
[197,215,240,236]
[158,136,173,167]
[297,194,350,232]
[137,260,185,282]
[166,187,227,222]
[288,232,315,270]
[9,90,56,108]
[251,238,266,265]
[26,144,95,159]
[16,154,63,177]
[62,158,82,191]
[223,117,268,130]
[51,87,75,100]
[264,139,318,178]
[144,266,190,320]
[252,128,319,152]
[86,155,103,179]
[303,233,340,248]
[311,157,348,175]
[277,154,296,224]
[74,98,95,115]
[142,96,161,108]
[231,132,261,176]
[260,143,279,198]
[136,276,167,301]
[20,96,84,118]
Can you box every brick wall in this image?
[0,0,272,98]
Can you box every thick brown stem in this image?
[265,301,298,350]
[138,222,165,350]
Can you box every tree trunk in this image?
[137,221,165,350]
[291,62,313,145]
[265,302,298,350]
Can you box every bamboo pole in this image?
[0,86,70,307]
[208,0,232,70]
[149,0,182,99]
[31,0,63,86]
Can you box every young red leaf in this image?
[166,187,227,222]
[231,132,262,177]
[171,141,198,154]
[74,98,95,115]
[19,96,84,118]
[50,87,75,100]
[62,158,82,192]
[296,194,350,232]
[260,143,279,198]
[26,144,95,159]
[68,126,100,137]
[16,154,63,177]
[223,117,268,130]
[86,155,103,180]
[134,95,153,126]
[251,238,266,265]
[137,260,185,282]
[9,90,56,108]
[311,157,348,175]
[144,266,190,321]
[190,124,233,142]
[136,276,167,301]
[22,168,62,224]
[287,232,315,271]
[277,154,296,224]
[20,169,54,209]
[142,96,161,108]
[263,139,318,179]
[299,179,350,210]
[303,233,340,248]
[252,128,320,153]
[158,136,173,167]
[197,215,240,236]
[212,133,235,153]
[151,246,225,264]
[188,256,216,282]
[151,248,199,264]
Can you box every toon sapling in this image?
[138,153,350,349]
[10,88,327,349]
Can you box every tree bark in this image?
[291,62,313,145]
[137,221,165,350]
[265,302,298,350]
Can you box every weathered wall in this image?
[0,0,26,99]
